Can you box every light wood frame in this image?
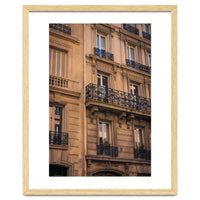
[23,5,177,196]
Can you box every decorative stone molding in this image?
[91,58,97,74]
[89,106,99,123]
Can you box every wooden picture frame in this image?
[23,5,177,195]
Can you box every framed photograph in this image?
[23,5,177,195]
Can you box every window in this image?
[146,52,151,67]
[130,82,138,96]
[49,48,68,78]
[96,33,106,58]
[127,45,136,61]
[97,33,106,50]
[144,24,151,34]
[97,73,108,101]
[49,104,67,146]
[97,120,118,157]
[49,104,63,133]
[99,121,111,145]
[134,127,145,149]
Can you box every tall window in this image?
[134,127,145,149]
[97,33,106,51]
[49,48,68,78]
[49,104,64,145]
[127,45,136,61]
[96,33,107,58]
[146,52,151,67]
[99,121,111,145]
[144,24,151,34]
[97,73,108,101]
[130,82,138,96]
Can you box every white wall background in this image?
[0,0,199,199]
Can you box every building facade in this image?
[49,23,151,176]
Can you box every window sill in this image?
[49,145,69,150]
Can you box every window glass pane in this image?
[134,129,138,148]
[99,122,103,144]
[130,48,135,61]
[106,124,109,143]
[97,35,99,49]
[102,76,107,87]
[149,55,151,66]
[139,129,143,146]
[134,85,138,96]
[97,75,101,86]
[127,47,130,60]
[101,36,106,50]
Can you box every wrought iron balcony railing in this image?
[97,145,118,157]
[126,59,151,74]
[49,24,71,35]
[49,74,68,89]
[142,31,151,40]
[49,131,68,146]
[134,149,151,160]
[94,48,114,61]
[123,24,139,35]
[86,83,151,114]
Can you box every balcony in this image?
[49,24,71,35]
[94,48,114,61]
[134,149,151,160]
[126,59,151,74]
[49,131,68,146]
[142,31,151,41]
[86,83,151,114]
[123,24,139,35]
[97,145,118,157]
[49,74,68,89]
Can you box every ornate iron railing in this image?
[126,59,151,74]
[97,145,118,157]
[123,24,139,35]
[94,48,114,61]
[49,131,68,146]
[49,24,71,35]
[49,74,68,88]
[134,149,151,160]
[142,31,151,40]
[86,83,151,114]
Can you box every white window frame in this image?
[146,51,151,67]
[99,120,112,145]
[130,82,139,96]
[97,33,107,51]
[134,127,145,149]
[97,73,109,87]
[127,45,136,61]
[144,24,151,34]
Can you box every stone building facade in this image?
[49,23,151,176]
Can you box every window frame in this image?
[98,120,112,146]
[134,126,145,149]
[127,44,137,62]
[146,51,151,67]
[143,24,151,34]
[130,82,139,96]
[96,32,107,51]
[49,103,64,133]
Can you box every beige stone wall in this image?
[49,24,85,176]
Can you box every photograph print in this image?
[49,23,151,176]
